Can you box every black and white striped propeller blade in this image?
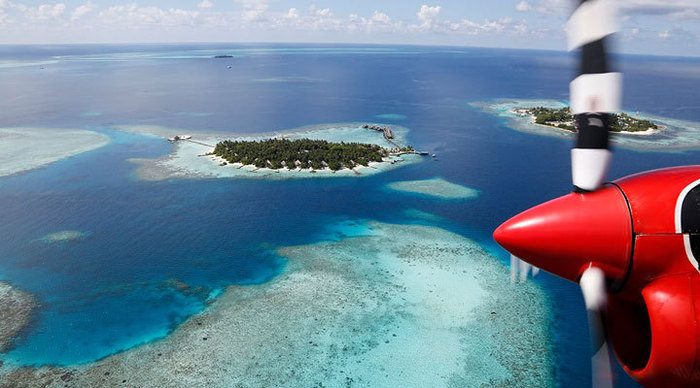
[567,0,622,192]
[580,266,614,388]
[568,1,620,386]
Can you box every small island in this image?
[472,99,700,151]
[213,138,415,171]
[515,106,659,133]
[123,122,425,180]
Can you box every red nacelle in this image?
[494,166,700,386]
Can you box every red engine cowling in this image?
[607,167,700,386]
[494,166,700,386]
[608,274,700,387]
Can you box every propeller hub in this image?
[493,184,633,283]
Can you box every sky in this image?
[0,0,698,56]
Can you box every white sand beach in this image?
[472,99,700,151]
[118,123,421,181]
[0,128,109,178]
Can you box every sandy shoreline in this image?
[0,282,38,355]
[1,222,554,387]
[205,153,407,177]
[116,123,421,181]
[511,109,662,137]
[0,128,110,178]
[472,99,700,151]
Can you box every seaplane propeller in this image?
[569,1,620,384]
[504,0,621,386]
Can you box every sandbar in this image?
[0,128,109,178]
[40,231,89,243]
[387,177,479,200]
[118,123,421,181]
[1,222,554,387]
[472,99,700,151]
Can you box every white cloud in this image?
[348,10,400,33]
[514,21,528,34]
[71,1,93,22]
[669,9,700,20]
[317,8,331,17]
[0,0,8,25]
[19,3,67,22]
[525,0,700,18]
[285,7,299,19]
[238,0,268,22]
[271,5,335,29]
[623,26,641,40]
[483,17,512,32]
[442,17,528,36]
[408,5,530,37]
[417,5,441,29]
[659,27,698,41]
[622,0,700,17]
[371,10,390,24]
[197,0,213,9]
[303,5,339,30]
[0,1,564,45]
[98,4,204,27]
[516,1,531,12]
[533,0,569,14]
[266,6,401,33]
[621,23,697,45]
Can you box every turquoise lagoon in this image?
[0,44,698,386]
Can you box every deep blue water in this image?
[1,44,699,385]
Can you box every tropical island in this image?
[213,138,415,171]
[515,106,659,133]
[122,122,425,180]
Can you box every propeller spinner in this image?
[495,0,624,386]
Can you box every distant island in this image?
[213,138,415,171]
[515,106,659,133]
[213,55,234,59]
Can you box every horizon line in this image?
[0,41,698,60]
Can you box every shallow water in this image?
[475,98,700,151]
[386,177,479,199]
[125,122,419,180]
[0,44,698,386]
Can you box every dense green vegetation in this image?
[527,106,658,133]
[213,138,412,171]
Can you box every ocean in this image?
[0,43,699,386]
